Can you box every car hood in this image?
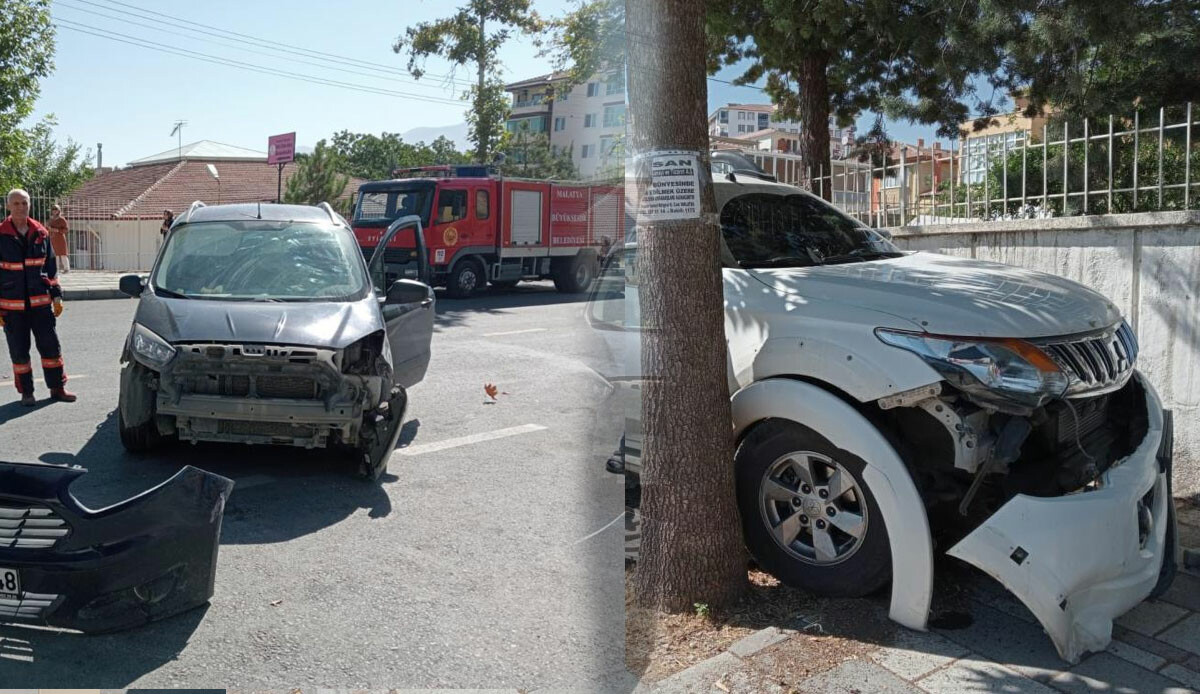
[134,293,383,349]
[749,251,1122,339]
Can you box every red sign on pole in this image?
[267,132,296,165]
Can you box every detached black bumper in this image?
[0,461,233,633]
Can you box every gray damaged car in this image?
[117,202,434,480]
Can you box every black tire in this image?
[118,362,162,453]
[735,418,891,597]
[118,405,161,453]
[553,254,596,293]
[446,259,484,299]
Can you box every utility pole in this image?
[628,0,747,611]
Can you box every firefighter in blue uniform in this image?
[0,189,76,406]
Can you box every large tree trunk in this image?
[627,0,748,613]
[798,52,832,200]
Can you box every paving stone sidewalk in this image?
[58,269,132,301]
[635,506,1200,694]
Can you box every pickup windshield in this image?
[721,193,901,268]
[152,221,369,301]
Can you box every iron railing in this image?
[725,103,1200,228]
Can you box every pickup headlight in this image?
[876,329,1068,413]
[130,323,176,369]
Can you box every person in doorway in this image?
[48,204,70,273]
[0,188,76,405]
[160,209,175,237]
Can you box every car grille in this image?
[0,591,60,619]
[217,420,316,437]
[0,504,70,549]
[184,374,319,399]
[1042,322,1139,397]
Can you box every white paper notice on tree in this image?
[635,150,702,222]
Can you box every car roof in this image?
[181,203,345,226]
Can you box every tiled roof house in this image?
[61,140,363,219]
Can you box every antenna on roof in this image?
[169,120,188,161]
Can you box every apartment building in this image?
[707,103,856,158]
[504,71,627,179]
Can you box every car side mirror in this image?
[119,274,144,298]
[385,278,431,306]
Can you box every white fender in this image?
[730,377,933,632]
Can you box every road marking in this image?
[0,374,89,386]
[395,423,547,456]
[482,328,547,337]
[572,512,625,546]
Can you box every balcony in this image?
[510,94,552,116]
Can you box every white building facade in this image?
[504,71,626,180]
[708,103,856,158]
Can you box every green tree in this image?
[545,0,625,90]
[497,130,578,179]
[328,131,470,180]
[0,0,55,190]
[16,120,93,219]
[988,1,1200,122]
[393,1,543,164]
[705,0,1007,196]
[284,140,351,213]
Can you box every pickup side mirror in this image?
[119,274,144,298]
[385,278,431,306]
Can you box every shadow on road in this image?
[434,281,590,331]
[37,409,406,543]
[0,602,209,687]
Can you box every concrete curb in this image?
[61,288,129,301]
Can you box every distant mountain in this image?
[400,122,471,151]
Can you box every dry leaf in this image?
[270,599,283,606]
[484,383,498,400]
[714,680,730,693]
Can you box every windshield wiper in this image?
[741,254,820,269]
[153,287,190,299]
[818,249,905,265]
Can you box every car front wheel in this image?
[735,418,891,597]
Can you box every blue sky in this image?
[32,0,974,167]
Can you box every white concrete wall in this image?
[887,211,1200,499]
[67,218,162,271]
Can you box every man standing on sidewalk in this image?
[0,189,76,406]
[48,204,70,273]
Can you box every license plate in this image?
[0,567,19,599]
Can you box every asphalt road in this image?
[0,281,632,690]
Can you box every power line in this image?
[54,20,468,105]
[78,0,475,87]
[54,1,468,97]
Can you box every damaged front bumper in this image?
[948,372,1178,663]
[0,460,233,633]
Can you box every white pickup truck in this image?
[591,167,1180,663]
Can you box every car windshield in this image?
[721,192,901,268]
[354,186,432,228]
[152,221,369,301]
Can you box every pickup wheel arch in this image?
[730,376,934,632]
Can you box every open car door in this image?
[367,215,434,389]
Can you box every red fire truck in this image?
[351,165,624,298]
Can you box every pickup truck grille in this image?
[0,504,70,549]
[184,374,319,399]
[1042,322,1138,397]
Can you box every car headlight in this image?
[130,323,176,369]
[876,329,1068,413]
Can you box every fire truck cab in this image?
[351,165,624,299]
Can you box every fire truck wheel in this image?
[555,255,596,294]
[447,259,484,299]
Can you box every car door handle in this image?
[420,298,433,307]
